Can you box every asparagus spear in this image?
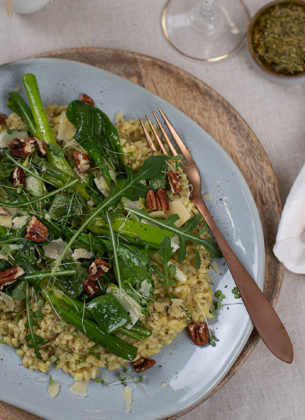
[44,289,137,361]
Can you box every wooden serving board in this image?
[0,48,284,420]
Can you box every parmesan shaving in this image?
[0,292,15,311]
[12,215,28,229]
[123,385,133,413]
[48,379,60,398]
[43,238,68,260]
[71,248,94,260]
[69,380,89,397]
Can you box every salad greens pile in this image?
[0,74,220,362]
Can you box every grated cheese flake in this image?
[69,380,89,397]
[123,385,133,413]
[48,379,60,398]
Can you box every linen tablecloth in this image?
[0,1,304,419]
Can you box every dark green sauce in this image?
[251,1,305,75]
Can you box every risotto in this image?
[0,80,216,383]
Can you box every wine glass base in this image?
[162,0,250,62]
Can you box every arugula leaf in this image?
[152,236,177,296]
[124,208,222,261]
[66,100,125,182]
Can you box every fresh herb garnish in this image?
[152,236,177,296]
[214,290,226,301]
[232,286,241,299]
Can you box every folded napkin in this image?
[273,163,305,273]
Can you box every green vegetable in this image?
[115,242,154,307]
[214,290,226,301]
[232,286,241,299]
[152,236,177,296]
[0,177,78,208]
[66,100,125,182]
[125,208,222,261]
[45,289,137,361]
[88,215,174,249]
[87,294,130,333]
[8,92,37,136]
[25,283,47,360]
[22,74,74,176]
[50,155,169,277]
[53,289,150,340]
[53,264,87,298]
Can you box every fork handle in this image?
[195,198,293,363]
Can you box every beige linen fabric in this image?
[0,1,304,419]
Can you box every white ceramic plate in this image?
[0,58,265,420]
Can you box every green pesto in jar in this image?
[251,1,305,75]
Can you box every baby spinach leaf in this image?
[66,100,125,182]
[54,262,88,298]
[87,294,130,333]
[116,243,154,308]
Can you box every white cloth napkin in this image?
[273,163,305,273]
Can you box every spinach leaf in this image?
[116,242,154,308]
[87,294,130,333]
[0,260,10,271]
[54,262,88,298]
[66,100,125,182]
[149,162,168,190]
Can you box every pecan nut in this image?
[25,216,49,243]
[83,279,98,296]
[187,322,209,346]
[12,166,26,187]
[168,172,181,195]
[0,112,7,125]
[34,138,47,156]
[0,266,25,290]
[145,189,157,211]
[133,357,156,372]
[73,150,90,173]
[88,258,110,281]
[80,93,95,106]
[8,138,36,157]
[156,188,169,211]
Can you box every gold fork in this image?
[139,107,293,363]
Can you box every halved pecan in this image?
[145,190,158,211]
[73,150,90,173]
[187,322,209,346]
[12,166,26,187]
[25,216,49,243]
[80,93,95,106]
[0,112,7,125]
[0,266,25,290]
[156,188,169,211]
[88,258,110,281]
[34,138,47,156]
[83,279,98,296]
[168,172,181,195]
[8,138,36,157]
[133,357,156,372]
